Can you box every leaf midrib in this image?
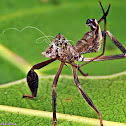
[0,105,125,126]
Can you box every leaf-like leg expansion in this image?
[72,65,103,126]
[52,62,65,126]
[23,69,38,98]
[23,58,56,98]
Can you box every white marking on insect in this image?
[78,55,84,62]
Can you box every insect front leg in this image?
[23,58,56,98]
[104,30,126,54]
[72,65,103,126]
[83,31,126,61]
[52,62,64,126]
[79,2,111,68]
[98,1,111,24]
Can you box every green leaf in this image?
[0,75,126,125]
[0,106,125,126]
[0,110,94,126]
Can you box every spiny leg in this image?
[80,2,110,68]
[52,62,65,126]
[23,58,56,98]
[72,65,103,126]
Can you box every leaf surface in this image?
[0,75,126,125]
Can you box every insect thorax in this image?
[42,33,81,62]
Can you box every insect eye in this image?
[93,22,96,27]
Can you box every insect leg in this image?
[80,28,107,67]
[80,2,110,68]
[77,68,88,76]
[84,54,126,61]
[72,65,103,126]
[52,62,65,126]
[57,59,88,76]
[98,1,111,24]
[83,31,126,61]
[23,58,56,98]
[104,31,126,54]
[84,31,126,62]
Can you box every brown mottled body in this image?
[74,19,102,54]
[42,19,103,63]
[42,33,80,62]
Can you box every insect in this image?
[23,1,126,126]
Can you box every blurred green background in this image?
[0,0,126,84]
[0,1,126,126]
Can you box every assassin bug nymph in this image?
[23,1,126,126]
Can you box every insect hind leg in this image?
[23,69,38,98]
[23,58,56,98]
[72,65,103,126]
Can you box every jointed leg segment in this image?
[84,54,126,61]
[104,31,126,54]
[72,65,103,126]
[98,1,111,24]
[79,1,126,67]
[52,62,65,126]
[80,1,110,68]
[23,58,56,98]
[23,2,126,126]
[84,31,126,62]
